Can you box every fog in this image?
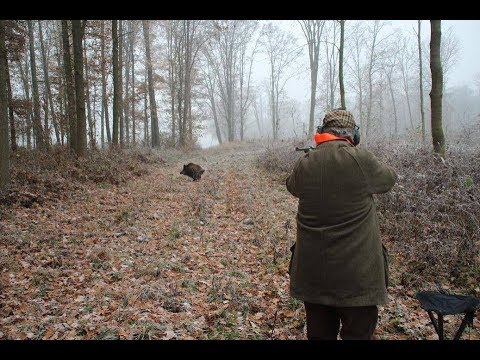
[6,20,479,150]
[197,20,479,148]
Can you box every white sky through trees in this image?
[200,20,479,147]
[260,20,479,103]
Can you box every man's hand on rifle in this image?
[295,146,314,153]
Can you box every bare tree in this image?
[260,22,302,140]
[165,20,180,145]
[72,20,87,156]
[399,37,415,131]
[338,20,346,108]
[118,20,124,146]
[2,21,24,151]
[440,26,461,89]
[430,20,445,157]
[365,20,389,138]
[5,46,16,151]
[237,21,258,140]
[112,20,120,146]
[61,20,76,150]
[83,38,95,148]
[0,20,9,192]
[27,20,46,149]
[142,20,160,147]
[346,21,366,134]
[205,20,239,142]
[54,21,66,145]
[129,21,136,145]
[298,20,326,136]
[323,21,340,110]
[100,20,111,146]
[201,48,223,144]
[39,21,61,144]
[143,73,149,145]
[415,20,426,143]
[123,20,130,146]
[170,20,207,147]
[17,51,32,149]
[252,89,265,136]
[421,25,461,92]
[382,36,401,138]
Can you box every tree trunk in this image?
[0,21,9,192]
[72,20,87,156]
[130,25,135,145]
[366,22,379,138]
[211,94,222,145]
[84,42,95,148]
[430,20,445,157]
[143,75,149,145]
[17,57,32,149]
[339,20,346,108]
[55,22,66,145]
[39,21,61,144]
[92,83,97,148]
[119,20,124,146]
[100,82,104,148]
[386,72,399,138]
[142,20,160,147]
[100,21,111,144]
[58,77,65,145]
[418,20,426,143]
[5,57,16,151]
[124,21,130,146]
[270,59,276,140]
[28,20,46,149]
[112,20,119,146]
[401,60,415,131]
[61,20,76,151]
[183,21,192,145]
[42,91,49,142]
[298,21,325,137]
[176,30,185,147]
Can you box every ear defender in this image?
[352,125,360,146]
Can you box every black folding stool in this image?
[416,291,480,340]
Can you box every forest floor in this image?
[1,141,479,340]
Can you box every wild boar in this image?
[180,163,205,181]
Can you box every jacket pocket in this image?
[288,243,296,275]
[382,244,389,288]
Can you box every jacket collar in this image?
[315,132,354,146]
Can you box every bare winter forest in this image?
[0,20,479,341]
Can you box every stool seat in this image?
[416,291,480,315]
[415,291,480,340]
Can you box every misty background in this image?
[7,20,480,150]
[199,20,480,148]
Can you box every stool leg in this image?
[437,313,444,340]
[454,312,473,340]
[427,310,439,337]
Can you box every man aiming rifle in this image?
[286,108,397,340]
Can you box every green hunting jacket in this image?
[286,140,397,306]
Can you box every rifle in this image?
[295,146,314,153]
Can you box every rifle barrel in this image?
[295,146,314,153]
